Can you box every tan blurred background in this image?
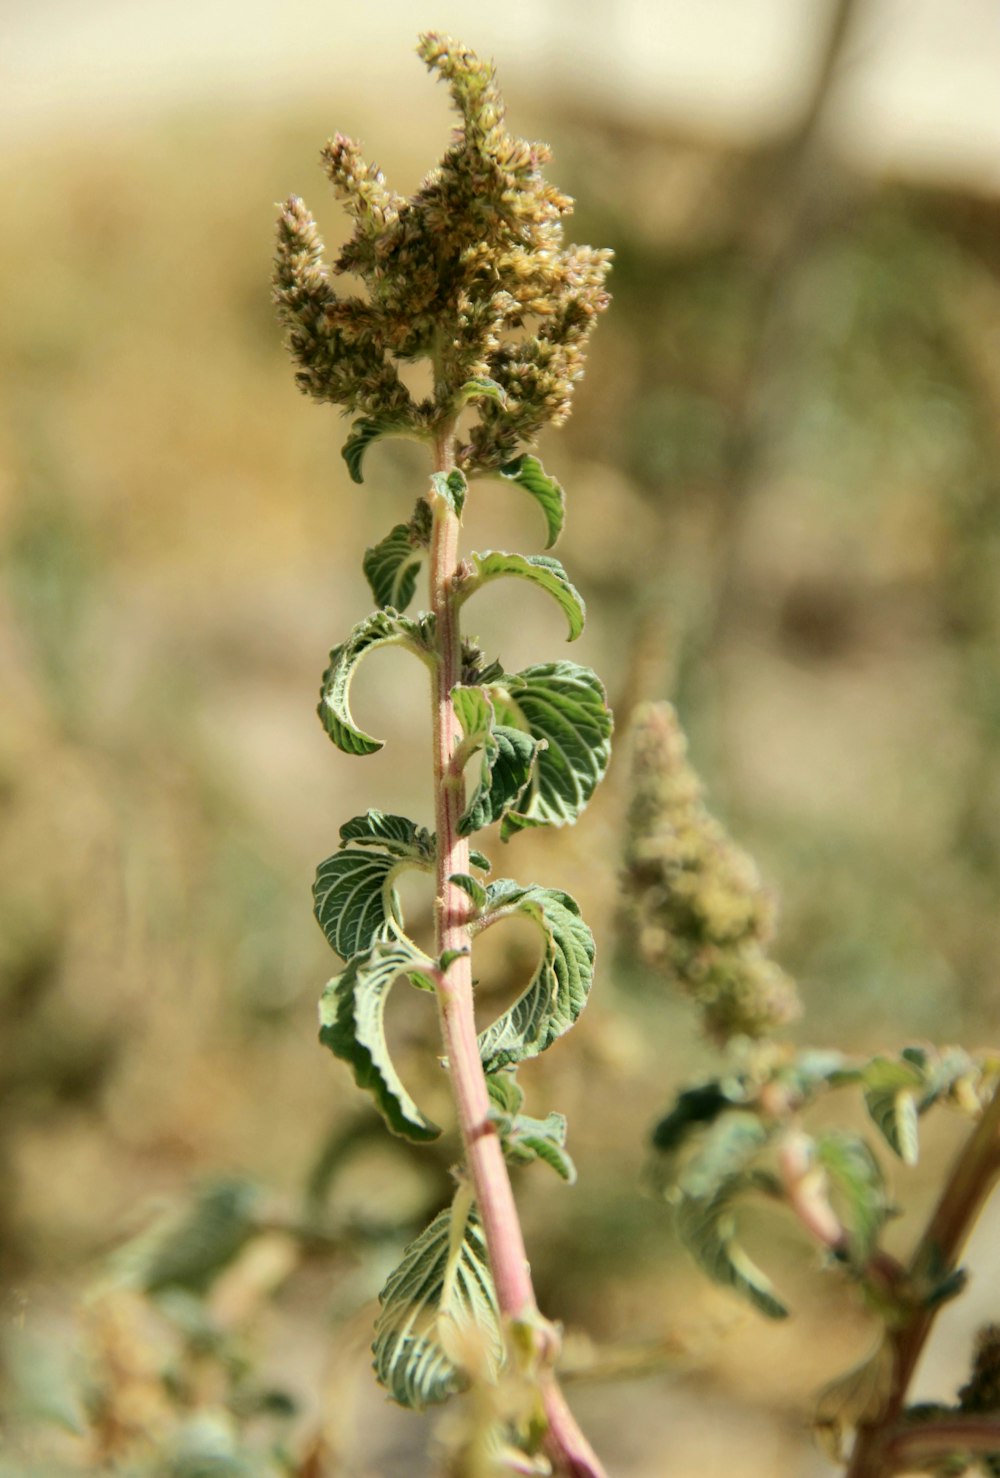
[3,1,1000,1474]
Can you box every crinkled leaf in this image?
[469,849,492,873]
[497,454,565,549]
[675,1178,788,1320]
[862,1057,925,1165]
[452,685,540,836]
[463,552,585,641]
[338,809,435,862]
[448,872,488,910]
[431,469,468,518]
[373,1190,501,1408]
[491,663,612,839]
[474,880,595,1072]
[816,1131,891,1262]
[342,415,416,484]
[460,376,508,410]
[319,938,440,1142]
[314,842,430,958]
[318,610,432,755]
[363,523,425,612]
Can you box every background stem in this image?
[846,1084,1000,1477]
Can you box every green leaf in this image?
[314,849,402,957]
[113,1180,260,1296]
[363,523,425,612]
[319,938,440,1142]
[452,685,540,836]
[318,610,432,755]
[460,376,508,410]
[651,1082,749,1157]
[676,1113,771,1200]
[816,1131,890,1262]
[862,1057,925,1165]
[430,469,468,518]
[469,849,492,873]
[675,1181,788,1320]
[497,455,565,549]
[373,1188,501,1407]
[449,872,488,910]
[342,415,415,484]
[315,814,434,957]
[339,809,435,862]
[462,552,585,641]
[474,881,595,1072]
[668,1113,787,1318]
[490,662,612,839]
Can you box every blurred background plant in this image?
[3,1,1000,1473]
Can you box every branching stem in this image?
[846,1082,1000,1477]
[427,425,607,1478]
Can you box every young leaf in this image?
[486,1070,575,1181]
[474,881,595,1072]
[815,1131,891,1263]
[485,1070,525,1118]
[490,662,612,838]
[497,455,565,549]
[342,415,418,484]
[452,685,540,836]
[503,1112,575,1182]
[319,938,440,1142]
[339,809,435,862]
[363,523,426,612]
[862,1057,925,1165]
[319,610,432,755]
[430,469,468,518]
[468,849,492,873]
[373,1189,502,1408]
[448,872,488,910]
[462,552,585,641]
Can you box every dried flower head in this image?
[621,702,801,1043]
[273,33,612,477]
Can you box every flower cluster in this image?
[621,702,800,1043]
[273,33,611,472]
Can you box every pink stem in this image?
[427,428,607,1478]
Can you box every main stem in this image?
[428,426,607,1478]
[846,1082,1000,1478]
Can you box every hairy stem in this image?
[428,427,606,1478]
[846,1083,1000,1478]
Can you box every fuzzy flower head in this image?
[273,34,612,476]
[621,702,801,1045]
